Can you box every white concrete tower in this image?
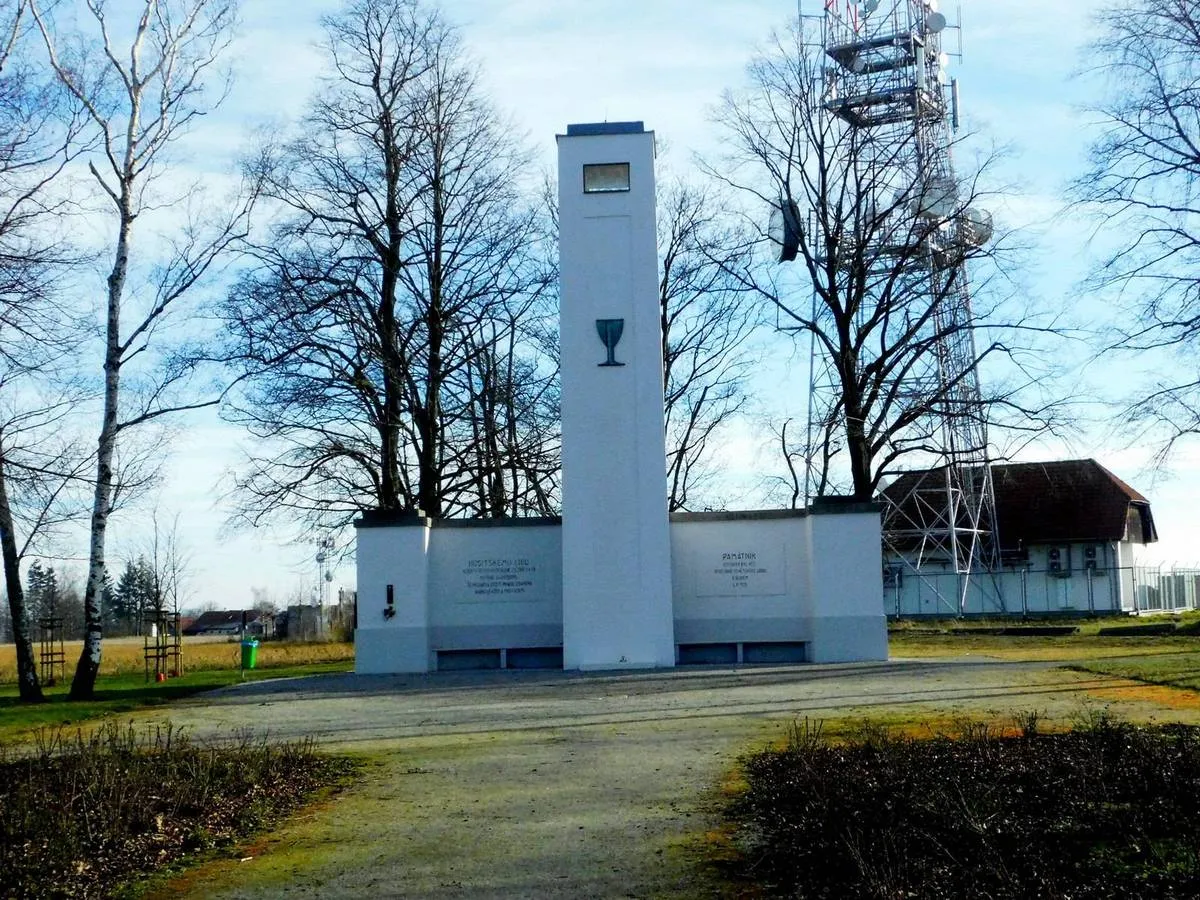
[557,122,675,669]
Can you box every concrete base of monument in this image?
[353,503,889,675]
[805,615,890,664]
[576,660,672,672]
[356,627,429,675]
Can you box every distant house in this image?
[277,605,324,641]
[183,609,274,637]
[880,459,1158,616]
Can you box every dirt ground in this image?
[135,658,1200,899]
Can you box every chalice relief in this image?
[595,318,625,367]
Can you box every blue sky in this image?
[118,0,1197,610]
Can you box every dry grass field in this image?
[0,636,355,684]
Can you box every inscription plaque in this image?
[695,547,786,597]
[460,557,540,601]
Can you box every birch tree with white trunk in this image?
[32,0,252,699]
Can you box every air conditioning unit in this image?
[1047,546,1071,578]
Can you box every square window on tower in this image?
[583,163,630,193]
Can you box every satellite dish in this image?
[768,199,802,263]
[914,176,958,221]
[926,11,947,33]
[960,208,994,246]
[863,0,880,13]
[849,54,866,73]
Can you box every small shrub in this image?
[785,717,824,752]
[1012,708,1043,738]
[1071,700,1123,732]
[951,716,993,742]
[845,718,892,751]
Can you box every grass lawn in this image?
[888,617,1200,700]
[889,611,1200,663]
[0,639,354,745]
[0,635,355,682]
[890,630,1200,661]
[1066,652,1200,692]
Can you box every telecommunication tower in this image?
[315,535,334,614]
[797,0,998,611]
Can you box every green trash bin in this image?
[240,637,259,670]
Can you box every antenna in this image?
[790,0,999,614]
[941,3,965,60]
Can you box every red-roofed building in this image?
[880,459,1158,615]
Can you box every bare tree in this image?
[1074,0,1200,459]
[0,388,93,698]
[221,0,553,530]
[710,24,1063,501]
[132,507,191,618]
[0,1,94,702]
[454,300,560,518]
[657,177,760,511]
[32,0,252,699]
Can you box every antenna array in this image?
[803,0,999,612]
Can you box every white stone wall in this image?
[354,506,888,673]
[355,515,431,674]
[670,513,808,646]
[427,523,563,651]
[802,506,890,662]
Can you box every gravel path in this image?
[138,658,1200,899]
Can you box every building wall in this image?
[355,515,432,673]
[886,540,1130,616]
[804,505,891,661]
[355,506,887,673]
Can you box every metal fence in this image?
[1131,566,1200,614]
[886,565,1200,618]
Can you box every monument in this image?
[351,121,889,675]
[557,122,675,669]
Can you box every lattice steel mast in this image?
[802,0,998,608]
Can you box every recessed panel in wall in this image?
[693,544,787,597]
